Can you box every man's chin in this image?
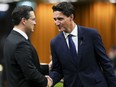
[58,28,64,31]
[26,31,32,37]
[31,30,34,32]
[31,28,34,32]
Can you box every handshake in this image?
[45,75,53,87]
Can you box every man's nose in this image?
[34,21,36,25]
[55,20,60,25]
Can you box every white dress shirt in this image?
[13,27,28,40]
[63,25,78,53]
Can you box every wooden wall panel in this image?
[74,2,116,52]
[113,5,116,45]
[30,3,58,63]
[92,2,115,52]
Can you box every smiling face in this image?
[53,11,74,33]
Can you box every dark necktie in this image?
[68,34,82,87]
[68,34,77,59]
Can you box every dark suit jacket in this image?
[3,30,47,87]
[50,25,116,87]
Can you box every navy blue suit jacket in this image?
[50,25,116,87]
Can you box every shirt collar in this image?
[13,27,28,40]
[63,25,78,39]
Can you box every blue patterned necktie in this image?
[68,34,77,58]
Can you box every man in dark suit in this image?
[3,5,52,87]
[49,2,116,87]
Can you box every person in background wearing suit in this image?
[49,2,116,87]
[3,5,52,87]
[108,46,116,74]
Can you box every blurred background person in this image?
[108,46,116,73]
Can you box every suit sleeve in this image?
[49,40,63,86]
[15,42,47,87]
[93,30,116,87]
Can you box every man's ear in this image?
[70,14,74,21]
[21,17,27,25]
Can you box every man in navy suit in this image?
[3,5,52,87]
[49,2,116,87]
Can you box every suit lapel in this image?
[58,32,69,54]
[11,30,27,41]
[58,27,85,69]
[12,30,40,67]
[58,32,79,68]
[77,26,85,69]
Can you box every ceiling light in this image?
[17,1,36,9]
[0,3,9,11]
[110,0,116,3]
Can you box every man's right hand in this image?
[45,75,53,87]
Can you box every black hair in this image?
[12,5,34,25]
[52,2,75,19]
